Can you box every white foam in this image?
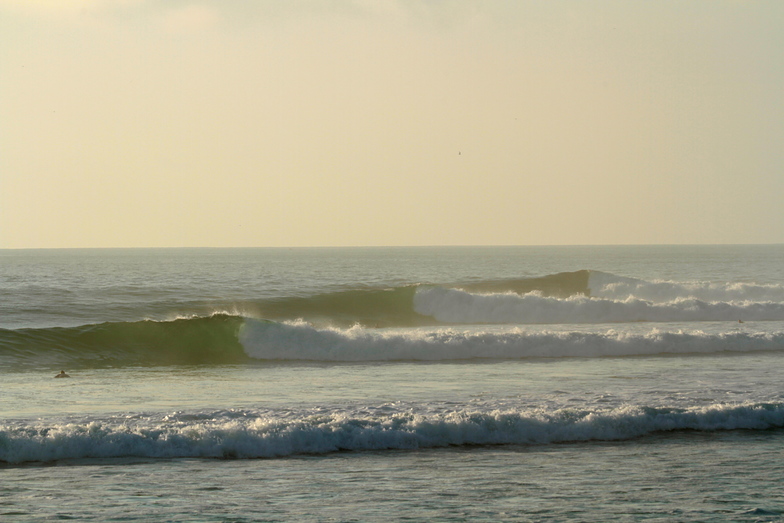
[237,320,784,362]
[2,403,782,464]
[413,286,784,324]
[588,271,784,303]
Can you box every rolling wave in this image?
[260,270,784,326]
[243,270,589,327]
[3,270,784,368]
[4,316,783,368]
[2,402,782,464]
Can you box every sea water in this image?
[1,245,783,521]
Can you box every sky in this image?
[2,0,783,248]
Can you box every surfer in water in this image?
[54,370,70,378]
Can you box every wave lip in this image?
[2,403,782,465]
[238,321,784,362]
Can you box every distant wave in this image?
[255,270,784,326]
[252,286,423,327]
[413,287,784,324]
[411,270,784,325]
[588,271,784,303]
[9,270,782,331]
[246,271,590,327]
[458,270,591,298]
[239,321,784,361]
[2,402,782,464]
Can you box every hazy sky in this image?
[2,1,783,248]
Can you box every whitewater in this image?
[1,245,783,521]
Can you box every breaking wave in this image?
[413,287,784,324]
[2,402,782,465]
[3,270,784,368]
[246,271,592,327]
[3,316,784,368]
[588,271,784,303]
[239,321,784,361]
[256,270,784,326]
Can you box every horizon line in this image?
[2,242,783,251]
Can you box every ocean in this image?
[1,245,783,521]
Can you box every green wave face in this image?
[457,270,591,297]
[0,314,248,370]
[255,286,423,328]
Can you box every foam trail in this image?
[238,320,784,361]
[413,287,784,324]
[2,403,782,464]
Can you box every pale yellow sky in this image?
[2,1,783,248]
